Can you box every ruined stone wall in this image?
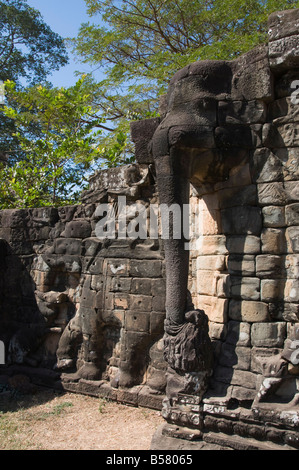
[147,8,299,450]
[187,11,299,420]
[0,165,167,408]
[0,6,298,451]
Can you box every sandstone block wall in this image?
[0,6,299,451]
[0,166,167,407]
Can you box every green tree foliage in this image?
[0,77,108,208]
[0,0,68,84]
[0,0,69,161]
[2,0,299,209]
[71,0,299,152]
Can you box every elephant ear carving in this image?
[164,310,213,373]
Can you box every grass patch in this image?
[0,409,33,450]
[0,390,74,449]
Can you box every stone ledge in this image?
[202,431,295,451]
[150,425,295,451]
[61,378,165,410]
[151,425,225,450]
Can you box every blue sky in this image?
[26,0,104,87]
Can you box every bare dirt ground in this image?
[0,387,164,450]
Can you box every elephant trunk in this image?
[154,156,190,326]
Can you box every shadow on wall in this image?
[0,238,79,370]
[0,197,167,400]
[190,74,299,407]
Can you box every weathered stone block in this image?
[198,295,228,323]
[214,163,252,191]
[251,322,287,348]
[226,235,260,254]
[256,254,284,278]
[129,294,152,311]
[268,96,299,124]
[232,369,259,390]
[80,306,98,335]
[150,312,165,335]
[229,300,269,322]
[82,238,102,257]
[54,238,82,255]
[286,203,299,226]
[0,209,28,228]
[268,9,299,42]
[269,301,299,322]
[129,260,162,278]
[90,275,104,291]
[82,257,103,275]
[263,122,299,148]
[168,124,215,149]
[231,46,273,101]
[227,255,255,276]
[269,35,299,72]
[284,279,299,302]
[209,322,227,341]
[28,226,51,241]
[196,208,222,235]
[284,181,299,202]
[230,276,260,301]
[215,273,230,298]
[151,278,166,296]
[0,227,11,242]
[94,291,103,308]
[169,61,233,101]
[108,277,132,293]
[221,206,262,235]
[62,220,91,239]
[80,287,96,309]
[219,343,251,371]
[231,386,257,402]
[130,118,160,164]
[275,148,299,181]
[251,124,263,148]
[287,323,299,341]
[131,278,151,294]
[226,321,251,347]
[261,279,285,302]
[218,100,267,125]
[196,255,226,272]
[251,347,282,373]
[196,235,228,255]
[105,259,129,277]
[152,295,166,312]
[218,185,257,209]
[197,271,217,296]
[114,293,130,310]
[286,226,299,253]
[261,228,286,253]
[215,124,254,148]
[101,308,124,326]
[285,254,299,278]
[262,206,286,227]
[165,98,218,127]
[125,311,150,332]
[214,366,257,389]
[251,148,283,183]
[257,182,286,206]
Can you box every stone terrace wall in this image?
[0,6,298,451]
[146,8,299,450]
[0,165,167,409]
